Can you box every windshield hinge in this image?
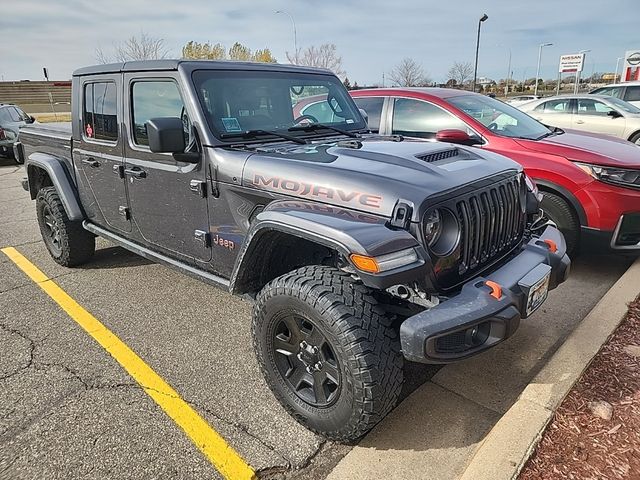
[388,200,413,230]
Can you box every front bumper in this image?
[400,225,570,364]
[581,213,640,253]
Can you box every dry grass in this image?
[32,112,71,123]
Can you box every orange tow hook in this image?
[485,280,502,300]
[543,239,558,253]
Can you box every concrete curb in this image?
[458,257,640,480]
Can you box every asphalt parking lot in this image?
[0,156,633,479]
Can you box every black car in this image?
[0,103,35,163]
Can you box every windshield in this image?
[448,94,552,140]
[191,70,366,142]
[607,96,640,114]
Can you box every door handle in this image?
[575,120,585,124]
[82,158,100,168]
[124,167,147,179]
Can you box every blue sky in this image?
[1,0,637,84]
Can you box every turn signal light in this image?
[350,254,379,273]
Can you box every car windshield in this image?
[606,96,640,114]
[448,94,552,140]
[191,70,366,142]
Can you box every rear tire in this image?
[629,131,640,145]
[252,265,403,442]
[36,186,95,266]
[540,191,579,257]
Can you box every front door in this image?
[573,98,626,138]
[74,75,130,232]
[123,74,211,263]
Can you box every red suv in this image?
[351,88,640,255]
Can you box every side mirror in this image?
[435,129,482,146]
[358,108,369,126]
[28,116,36,124]
[146,117,186,153]
[607,110,623,119]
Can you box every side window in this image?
[131,81,186,147]
[576,99,614,116]
[12,107,30,122]
[592,87,613,97]
[539,99,570,113]
[0,108,10,122]
[83,82,118,142]
[352,97,384,132]
[7,107,24,122]
[391,98,466,138]
[626,86,640,102]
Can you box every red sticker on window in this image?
[86,124,93,137]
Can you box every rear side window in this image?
[131,81,186,147]
[352,97,384,132]
[83,82,118,141]
[535,99,571,113]
[626,86,640,102]
[0,108,10,122]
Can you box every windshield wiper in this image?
[220,129,307,145]
[288,123,361,138]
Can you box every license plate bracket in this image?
[518,264,552,317]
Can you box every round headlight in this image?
[423,208,460,257]
[423,209,442,247]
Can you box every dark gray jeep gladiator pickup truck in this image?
[16,60,570,441]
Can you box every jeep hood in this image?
[514,130,640,168]
[242,139,521,221]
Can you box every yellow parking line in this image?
[2,246,256,480]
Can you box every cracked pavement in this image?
[0,156,631,480]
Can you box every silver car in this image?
[520,94,640,144]
[0,104,35,163]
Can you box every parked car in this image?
[17,60,569,441]
[0,103,35,163]
[590,82,640,108]
[506,95,542,107]
[351,88,640,255]
[519,94,640,145]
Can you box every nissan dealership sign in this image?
[623,50,640,82]
[558,54,585,73]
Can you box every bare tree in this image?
[388,58,431,87]
[447,62,474,87]
[286,44,345,78]
[96,32,169,63]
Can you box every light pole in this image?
[575,49,591,94]
[472,13,489,93]
[615,57,623,83]
[534,42,553,96]
[275,10,297,63]
[505,48,512,97]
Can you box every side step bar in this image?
[82,221,230,290]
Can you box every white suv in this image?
[590,82,640,108]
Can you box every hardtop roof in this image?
[73,59,333,77]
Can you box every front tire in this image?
[36,186,95,266]
[629,131,640,145]
[252,266,403,441]
[540,191,579,257]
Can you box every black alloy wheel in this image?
[271,313,341,407]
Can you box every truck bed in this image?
[20,122,72,165]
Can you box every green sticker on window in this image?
[222,117,242,132]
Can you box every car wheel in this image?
[540,192,579,257]
[629,131,640,145]
[252,265,403,441]
[36,186,95,266]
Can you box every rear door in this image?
[74,76,130,232]
[529,98,573,129]
[573,98,626,137]
[123,73,211,263]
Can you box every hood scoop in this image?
[415,148,459,163]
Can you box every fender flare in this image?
[533,178,588,226]
[26,152,84,221]
[229,200,426,294]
